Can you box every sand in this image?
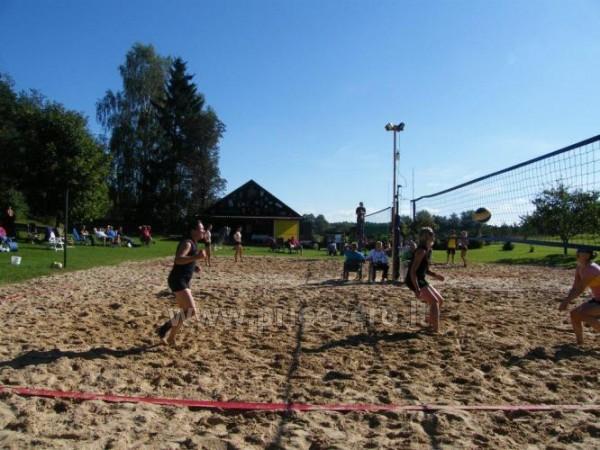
[0,255,599,449]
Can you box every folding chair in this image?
[72,228,88,245]
[342,260,364,281]
[47,232,64,251]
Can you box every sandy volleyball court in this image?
[0,256,599,449]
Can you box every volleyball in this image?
[472,207,492,223]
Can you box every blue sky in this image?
[1,0,599,222]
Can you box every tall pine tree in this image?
[154,58,225,229]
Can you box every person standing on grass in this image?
[446,230,457,265]
[3,206,16,238]
[559,247,600,345]
[233,226,243,262]
[459,230,469,267]
[204,224,213,267]
[157,219,206,346]
[405,227,446,333]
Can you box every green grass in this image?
[0,241,577,286]
[0,239,177,285]
[0,241,336,285]
[431,243,577,268]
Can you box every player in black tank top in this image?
[157,220,206,346]
[405,243,431,291]
[406,227,446,333]
[167,239,199,292]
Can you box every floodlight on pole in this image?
[385,122,405,280]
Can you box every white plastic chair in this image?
[47,232,64,251]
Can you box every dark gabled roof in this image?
[204,179,302,219]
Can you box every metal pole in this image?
[64,188,69,268]
[391,131,398,280]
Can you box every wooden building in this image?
[201,180,302,243]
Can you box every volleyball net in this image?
[411,134,600,251]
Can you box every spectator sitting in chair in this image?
[94,227,109,246]
[0,226,7,244]
[288,236,303,254]
[343,243,365,281]
[366,241,389,283]
[327,241,337,256]
[118,226,135,247]
[80,225,95,245]
[27,223,39,244]
[106,225,118,245]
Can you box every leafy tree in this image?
[459,210,480,236]
[0,188,29,221]
[154,57,225,229]
[0,74,20,190]
[414,210,435,231]
[0,74,110,225]
[398,214,412,239]
[522,184,600,254]
[447,213,461,231]
[314,214,329,235]
[301,213,331,241]
[97,43,171,226]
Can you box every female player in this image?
[233,226,243,262]
[559,247,600,345]
[204,224,213,267]
[157,220,206,346]
[405,227,446,333]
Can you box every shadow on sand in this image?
[0,345,159,369]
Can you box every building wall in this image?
[201,218,274,244]
[274,220,299,240]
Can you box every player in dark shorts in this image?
[559,247,600,344]
[157,220,206,346]
[446,230,457,265]
[405,227,446,333]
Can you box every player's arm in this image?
[426,267,445,281]
[174,241,205,265]
[559,270,586,310]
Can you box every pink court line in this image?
[1,386,599,413]
[0,294,23,303]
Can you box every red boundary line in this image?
[0,294,23,303]
[1,385,599,413]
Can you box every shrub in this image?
[433,239,445,250]
[502,241,515,251]
[469,239,485,249]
